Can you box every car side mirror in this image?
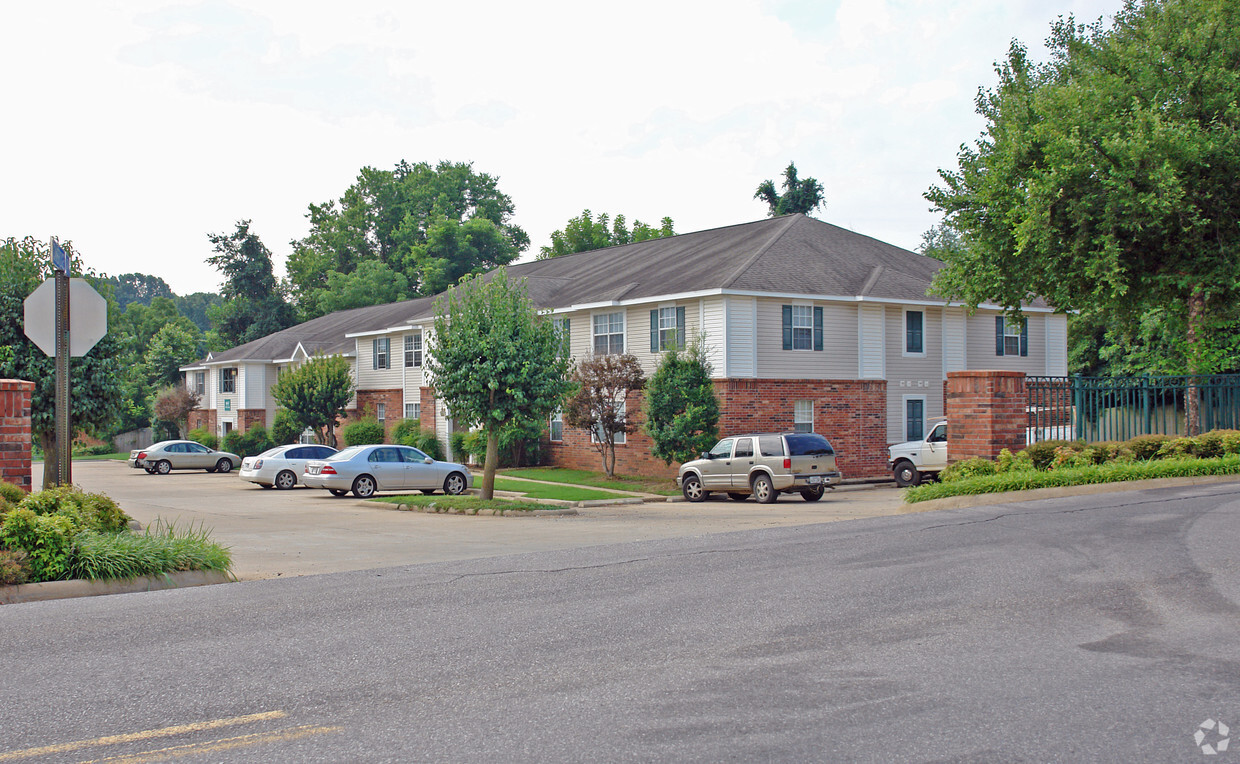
[424,457,433,464]
[701,452,711,460]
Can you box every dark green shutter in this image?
[1020,317,1028,357]
[813,307,823,351]
[676,307,686,349]
[373,339,380,370]
[562,318,570,355]
[995,317,1005,356]
[782,305,793,350]
[650,309,659,352]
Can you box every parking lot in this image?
[40,461,905,580]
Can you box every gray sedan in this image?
[302,444,473,498]
[128,440,242,474]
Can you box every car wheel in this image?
[893,460,921,487]
[329,489,348,497]
[144,465,156,474]
[681,474,707,502]
[214,458,233,474]
[752,473,776,504]
[421,489,437,495]
[205,466,217,473]
[352,475,376,498]
[275,470,297,490]
[800,485,825,502]
[443,472,467,496]
[728,493,748,502]
[155,460,172,475]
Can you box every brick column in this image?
[946,371,1026,463]
[0,379,35,492]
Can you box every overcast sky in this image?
[3,0,1119,296]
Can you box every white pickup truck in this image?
[888,419,948,487]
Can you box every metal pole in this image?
[53,244,71,486]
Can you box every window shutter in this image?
[782,305,793,350]
[1020,317,1028,357]
[676,307,686,349]
[373,339,379,370]
[650,309,659,352]
[995,317,1005,356]
[562,318,570,355]
[813,307,824,352]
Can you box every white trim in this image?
[789,302,814,352]
[345,325,415,339]
[590,309,626,355]
[546,287,1059,314]
[901,307,927,358]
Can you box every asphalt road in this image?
[2,480,1238,762]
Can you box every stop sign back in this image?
[23,278,109,357]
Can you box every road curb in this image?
[899,473,1240,513]
[1,570,234,605]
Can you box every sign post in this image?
[53,238,72,486]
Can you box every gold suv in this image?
[677,432,843,504]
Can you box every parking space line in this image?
[80,725,343,764]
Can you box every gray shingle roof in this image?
[198,214,963,365]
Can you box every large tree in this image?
[0,237,124,487]
[269,354,355,448]
[537,210,675,259]
[643,337,720,466]
[427,268,572,499]
[101,273,175,310]
[754,162,826,217]
[926,0,1240,406]
[206,221,297,349]
[287,160,528,317]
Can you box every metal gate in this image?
[1026,375,1240,443]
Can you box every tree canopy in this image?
[926,0,1240,377]
[206,220,297,349]
[100,273,174,310]
[269,354,356,448]
[754,162,826,217]
[287,160,528,317]
[427,268,572,498]
[563,353,646,477]
[643,337,720,465]
[537,210,675,259]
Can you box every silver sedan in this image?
[302,444,473,498]
[127,440,242,475]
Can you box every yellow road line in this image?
[82,725,343,764]
[0,711,287,761]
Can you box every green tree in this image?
[644,337,720,465]
[152,385,201,439]
[563,353,646,477]
[0,237,124,487]
[926,0,1240,431]
[427,268,572,499]
[142,323,202,388]
[174,292,223,333]
[754,162,826,217]
[100,273,174,310]
[310,260,411,316]
[206,221,297,349]
[537,210,676,259]
[288,160,528,317]
[269,354,356,448]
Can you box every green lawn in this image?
[500,467,678,496]
[490,477,618,501]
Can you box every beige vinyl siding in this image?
[243,363,270,410]
[885,306,945,443]
[858,303,885,379]
[1045,314,1068,375]
[699,296,727,376]
[754,298,858,379]
[941,307,967,376]
[723,296,756,378]
[966,311,1048,374]
[356,334,404,390]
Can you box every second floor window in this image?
[373,338,390,370]
[996,317,1029,357]
[593,312,624,355]
[194,371,205,395]
[220,368,236,394]
[652,306,686,352]
[906,310,924,354]
[405,333,422,368]
[782,305,823,351]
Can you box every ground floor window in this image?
[550,409,563,442]
[405,402,420,421]
[794,400,814,433]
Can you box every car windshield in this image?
[785,433,834,456]
[327,446,366,461]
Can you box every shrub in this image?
[940,458,997,483]
[408,430,444,461]
[17,486,130,533]
[270,409,303,446]
[0,509,76,581]
[241,425,274,457]
[343,418,385,447]
[1155,437,1195,460]
[1051,446,1091,470]
[1192,431,1226,459]
[221,431,244,457]
[0,548,30,585]
[1127,434,1172,460]
[72,443,113,457]
[70,521,232,581]
[391,418,421,445]
[996,448,1034,474]
[0,481,26,509]
[1022,440,1078,471]
[1220,430,1240,455]
[188,427,219,450]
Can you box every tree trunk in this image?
[481,429,499,500]
[38,431,57,490]
[1186,288,1205,436]
[603,439,616,477]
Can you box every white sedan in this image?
[303,444,472,498]
[239,444,338,489]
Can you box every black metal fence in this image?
[1026,375,1240,443]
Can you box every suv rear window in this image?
[785,433,834,456]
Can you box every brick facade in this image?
[945,370,1027,462]
[238,408,267,433]
[420,387,437,433]
[0,379,34,492]
[543,378,891,480]
[350,388,404,441]
[186,408,217,436]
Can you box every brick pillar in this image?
[0,379,35,492]
[946,371,1026,463]
[238,408,267,433]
